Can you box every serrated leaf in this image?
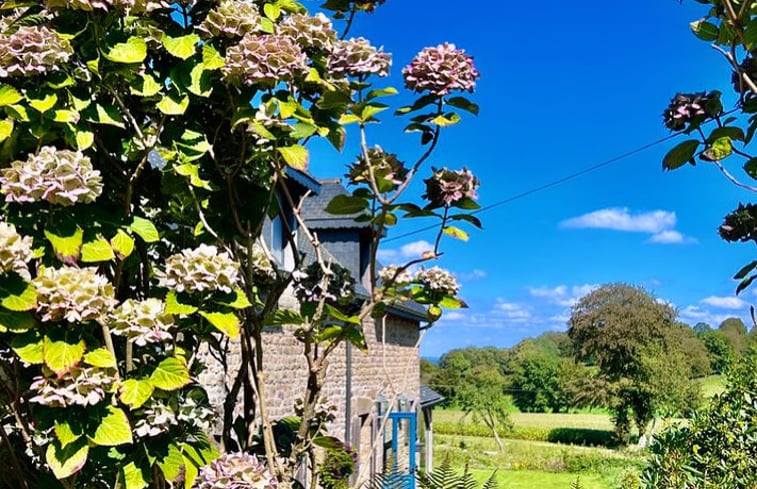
[0,275,36,312]
[216,288,252,310]
[0,119,13,142]
[82,103,125,128]
[162,34,200,59]
[10,333,43,364]
[111,230,135,259]
[439,296,466,309]
[430,113,460,127]
[46,439,88,480]
[122,461,149,489]
[90,406,132,447]
[45,227,83,263]
[174,162,211,189]
[202,44,225,70]
[157,92,189,115]
[0,309,35,333]
[157,444,185,483]
[130,74,162,97]
[54,422,81,449]
[81,238,115,263]
[43,336,85,375]
[278,144,309,171]
[75,128,94,150]
[6,104,29,121]
[0,84,22,106]
[290,122,317,139]
[120,378,154,410]
[701,136,732,161]
[200,311,240,338]
[103,37,147,64]
[187,63,213,97]
[150,357,191,391]
[129,217,159,243]
[263,3,280,19]
[27,92,58,113]
[83,348,116,368]
[443,226,469,241]
[52,109,79,123]
[165,290,198,315]
[663,139,699,170]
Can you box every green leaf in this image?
[216,288,252,310]
[90,406,133,446]
[82,103,125,128]
[734,260,757,280]
[445,96,479,115]
[43,336,85,375]
[111,230,135,259]
[690,19,719,42]
[187,63,213,97]
[701,136,732,161]
[81,238,115,263]
[6,104,29,121]
[103,37,147,64]
[0,309,35,333]
[157,92,190,115]
[165,291,198,315]
[122,461,149,489]
[443,226,469,241]
[278,145,309,171]
[174,162,211,189]
[45,226,83,263]
[54,422,81,449]
[74,128,94,150]
[130,74,163,97]
[366,87,398,101]
[264,309,304,326]
[83,348,116,368]
[263,3,280,20]
[0,119,13,142]
[150,357,191,391]
[709,126,744,142]
[200,311,240,338]
[51,109,79,123]
[439,296,466,309]
[46,439,89,480]
[430,113,461,127]
[324,194,367,215]
[129,217,160,243]
[120,378,154,410]
[290,122,317,139]
[0,275,37,312]
[313,436,343,449]
[10,333,43,364]
[27,92,58,113]
[0,84,22,106]
[745,20,757,50]
[162,34,200,59]
[662,139,699,170]
[182,454,199,489]
[202,44,225,70]
[156,444,185,483]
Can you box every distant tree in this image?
[510,351,561,412]
[420,358,440,386]
[668,323,711,378]
[455,366,511,452]
[693,322,712,335]
[719,317,749,359]
[568,284,701,443]
[701,329,734,374]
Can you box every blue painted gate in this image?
[385,411,417,489]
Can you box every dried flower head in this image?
[223,34,308,86]
[33,266,117,324]
[159,244,240,294]
[111,299,174,347]
[347,146,408,192]
[0,146,103,206]
[719,203,757,243]
[0,221,34,279]
[403,43,479,96]
[279,13,337,52]
[415,267,459,296]
[200,0,260,38]
[328,38,391,78]
[423,167,479,208]
[29,366,115,408]
[662,91,722,131]
[196,452,277,489]
[293,262,355,306]
[0,26,72,78]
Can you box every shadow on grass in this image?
[546,428,616,448]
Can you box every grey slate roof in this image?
[419,384,445,409]
[301,179,370,229]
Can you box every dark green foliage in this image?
[640,348,757,489]
[319,445,356,489]
[455,366,511,451]
[700,329,734,373]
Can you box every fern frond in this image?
[480,471,498,489]
[570,477,584,489]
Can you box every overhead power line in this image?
[384,115,735,243]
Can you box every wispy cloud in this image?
[528,284,598,307]
[459,269,487,281]
[678,305,739,327]
[560,207,696,245]
[377,240,434,262]
[701,296,748,310]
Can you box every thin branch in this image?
[712,159,757,192]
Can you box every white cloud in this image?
[701,296,748,310]
[678,305,737,326]
[648,230,697,245]
[377,239,434,262]
[493,299,532,322]
[561,207,696,245]
[561,207,675,233]
[527,284,598,307]
[459,269,487,281]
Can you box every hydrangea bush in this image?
[0,1,482,488]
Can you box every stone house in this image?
[200,173,443,485]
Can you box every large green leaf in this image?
[83,348,117,368]
[0,119,13,142]
[443,226,469,241]
[162,34,200,59]
[0,274,37,312]
[165,291,198,315]
[111,230,135,259]
[27,92,58,113]
[156,444,185,483]
[264,309,304,326]
[157,92,189,115]
[130,74,162,97]
[0,84,22,106]
[90,405,132,446]
[103,37,147,64]
[150,357,191,391]
[44,227,83,263]
[81,238,115,263]
[662,139,699,170]
[43,336,85,375]
[690,19,719,42]
[324,194,368,215]
[200,311,240,338]
[54,422,82,449]
[120,378,154,409]
[278,144,309,171]
[46,439,89,480]
[129,217,160,243]
[82,103,125,128]
[123,461,150,489]
[0,309,35,333]
[10,332,43,364]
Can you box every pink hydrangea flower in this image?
[403,43,480,96]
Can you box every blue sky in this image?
[309,1,757,357]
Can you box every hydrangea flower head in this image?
[200,0,260,39]
[403,43,479,96]
[662,92,722,131]
[293,262,355,306]
[159,244,240,294]
[0,221,34,279]
[327,38,391,78]
[279,13,336,52]
[415,266,459,296]
[29,366,115,408]
[423,167,479,208]
[347,146,408,192]
[111,298,174,346]
[223,34,308,86]
[0,26,72,77]
[196,452,277,489]
[33,266,117,324]
[0,146,103,206]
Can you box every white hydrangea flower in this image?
[111,298,174,346]
[378,265,412,285]
[159,244,240,294]
[29,366,115,408]
[415,266,460,296]
[33,266,117,324]
[0,221,34,279]
[196,452,277,489]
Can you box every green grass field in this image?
[698,375,725,398]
